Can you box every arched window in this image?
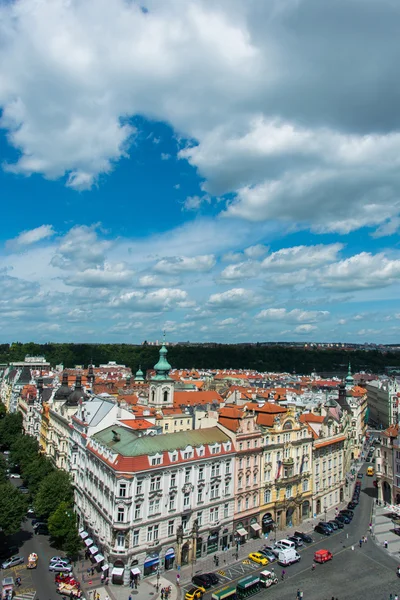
[283,421,292,430]
[151,390,155,402]
[163,390,169,403]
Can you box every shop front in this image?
[164,548,175,571]
[262,513,275,534]
[111,560,125,585]
[207,531,219,554]
[196,537,203,559]
[143,553,159,577]
[181,541,190,565]
[221,528,229,550]
[235,523,248,545]
[249,518,261,539]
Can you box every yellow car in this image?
[248,552,269,565]
[185,587,205,600]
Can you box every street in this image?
[1,513,69,600]
[180,464,400,600]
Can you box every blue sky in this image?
[1,0,400,344]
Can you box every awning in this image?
[251,523,261,532]
[165,549,175,558]
[111,567,124,577]
[79,531,89,539]
[131,568,141,576]
[84,538,93,547]
[101,564,110,572]
[94,554,104,564]
[236,528,248,537]
[89,546,99,555]
[144,557,159,568]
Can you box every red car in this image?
[314,549,333,563]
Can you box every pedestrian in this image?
[101,573,104,584]
[176,574,180,586]
[359,539,363,548]
[91,567,95,576]
[134,580,138,590]
[395,595,398,600]
[297,589,300,599]
[364,535,368,543]
[129,594,133,600]
[389,594,393,600]
[299,592,303,600]
[215,556,219,567]
[385,540,389,549]
[281,569,285,581]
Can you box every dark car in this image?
[357,473,364,479]
[318,521,334,532]
[35,524,49,535]
[340,509,354,517]
[204,573,219,585]
[294,531,313,543]
[351,498,359,506]
[333,519,344,529]
[348,502,357,510]
[192,575,212,589]
[314,524,331,536]
[328,520,338,530]
[339,512,353,521]
[288,535,304,548]
[261,545,279,557]
[366,457,371,462]
[336,514,350,524]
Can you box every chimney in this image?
[112,429,121,442]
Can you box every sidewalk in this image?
[371,502,400,559]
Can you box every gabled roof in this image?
[299,413,325,424]
[119,419,155,431]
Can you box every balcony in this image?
[282,457,294,466]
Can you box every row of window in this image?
[149,443,231,465]
[315,455,342,475]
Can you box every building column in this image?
[176,525,183,567]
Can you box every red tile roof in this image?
[173,390,222,406]
[119,419,155,430]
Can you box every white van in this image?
[274,539,296,551]
[276,548,300,566]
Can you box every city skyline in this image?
[1,1,400,343]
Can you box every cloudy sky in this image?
[1,0,400,344]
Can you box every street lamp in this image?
[191,519,199,577]
[176,524,184,568]
[156,568,160,592]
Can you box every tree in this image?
[9,435,39,471]
[35,470,74,518]
[0,413,23,450]
[63,529,83,559]
[22,454,54,494]
[0,483,28,535]
[48,501,76,544]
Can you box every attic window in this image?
[198,448,204,457]
[151,456,162,466]
[183,450,192,459]
[211,445,220,455]
[225,442,231,451]
[171,453,177,462]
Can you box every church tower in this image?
[148,339,174,408]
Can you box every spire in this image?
[87,361,95,386]
[345,361,354,388]
[152,338,172,380]
[135,365,145,382]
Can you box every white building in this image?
[73,425,235,584]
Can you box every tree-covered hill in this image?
[0,342,399,375]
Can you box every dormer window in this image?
[151,455,162,466]
[171,453,178,462]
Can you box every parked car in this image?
[328,520,338,530]
[335,514,350,525]
[33,521,47,530]
[288,535,304,547]
[340,509,354,518]
[27,507,35,516]
[366,457,371,462]
[192,575,212,589]
[274,539,296,551]
[50,556,71,565]
[314,549,333,563]
[357,473,364,479]
[185,588,205,600]
[259,549,276,562]
[1,555,24,569]
[294,531,313,543]
[35,524,49,535]
[248,552,269,565]
[19,487,29,494]
[261,545,279,557]
[348,502,357,510]
[9,473,20,479]
[333,519,344,529]
[318,522,334,532]
[48,562,73,573]
[204,573,219,585]
[314,524,331,536]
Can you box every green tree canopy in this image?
[0,482,28,535]
[35,470,73,518]
[48,501,76,543]
[9,434,39,472]
[0,413,23,450]
[63,529,82,559]
[22,454,54,494]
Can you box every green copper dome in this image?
[345,362,354,382]
[135,365,145,382]
[152,342,172,380]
